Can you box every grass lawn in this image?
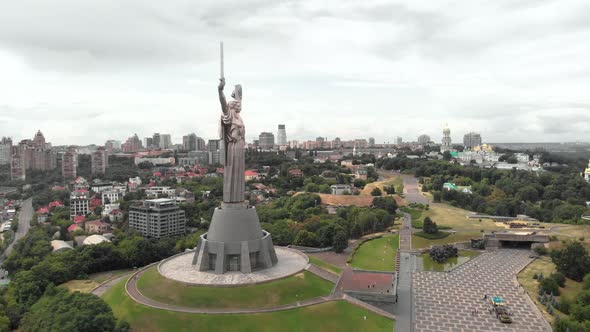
[103,278,394,332]
[308,255,342,275]
[414,231,451,240]
[420,250,479,271]
[412,232,481,249]
[60,268,134,293]
[136,267,333,309]
[517,257,583,323]
[350,235,399,271]
[417,204,504,232]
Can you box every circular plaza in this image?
[158,246,309,286]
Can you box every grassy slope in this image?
[308,255,342,275]
[517,257,583,324]
[350,235,399,271]
[103,278,394,332]
[60,269,134,293]
[136,267,333,309]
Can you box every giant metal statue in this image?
[193,42,278,274]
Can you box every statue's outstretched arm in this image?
[218,78,228,114]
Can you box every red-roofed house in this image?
[90,197,102,208]
[244,170,259,181]
[36,207,49,214]
[48,201,64,209]
[216,167,224,174]
[288,169,303,177]
[72,177,89,191]
[84,220,110,234]
[68,224,83,233]
[152,171,162,177]
[73,215,85,224]
[51,186,66,191]
[108,209,123,222]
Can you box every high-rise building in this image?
[417,134,431,145]
[143,137,153,149]
[368,137,375,147]
[196,137,206,150]
[9,146,25,180]
[584,160,590,182]
[105,140,114,155]
[441,124,452,152]
[259,132,275,150]
[62,148,78,180]
[122,134,142,153]
[0,137,12,165]
[277,125,287,146]
[70,191,89,219]
[396,137,403,145]
[183,133,198,151]
[129,199,186,239]
[208,139,221,152]
[333,137,342,148]
[91,147,108,175]
[160,134,172,149]
[152,133,161,149]
[463,132,482,149]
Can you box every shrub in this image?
[551,272,566,287]
[423,217,438,234]
[370,187,382,196]
[540,278,560,296]
[534,246,548,256]
[429,245,458,263]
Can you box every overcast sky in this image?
[1,0,589,146]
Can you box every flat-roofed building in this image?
[128,198,186,238]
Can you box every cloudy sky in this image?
[1,0,589,146]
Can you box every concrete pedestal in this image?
[192,202,278,274]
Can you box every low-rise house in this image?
[67,224,83,233]
[72,177,89,191]
[288,169,303,177]
[331,184,352,195]
[245,170,259,181]
[145,186,175,198]
[84,220,110,234]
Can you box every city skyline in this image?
[1,1,590,145]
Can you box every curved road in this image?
[0,198,33,277]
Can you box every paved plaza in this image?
[159,247,307,285]
[413,249,550,332]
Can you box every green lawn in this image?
[60,268,134,293]
[308,255,342,275]
[420,250,479,271]
[350,235,399,271]
[412,232,481,249]
[517,257,583,323]
[103,278,394,332]
[414,231,451,240]
[136,266,333,309]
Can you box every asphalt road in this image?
[0,197,33,277]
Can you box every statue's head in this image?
[231,84,242,101]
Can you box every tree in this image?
[383,186,395,195]
[550,241,590,281]
[333,231,348,253]
[371,187,382,196]
[293,230,319,247]
[372,196,398,214]
[20,287,116,332]
[423,216,438,234]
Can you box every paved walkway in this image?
[392,210,415,331]
[306,264,339,283]
[91,274,131,297]
[413,249,551,332]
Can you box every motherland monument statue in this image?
[193,43,278,274]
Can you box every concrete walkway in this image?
[306,264,339,283]
[91,274,132,297]
[392,210,415,331]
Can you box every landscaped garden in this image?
[419,250,479,271]
[349,235,399,271]
[136,266,333,309]
[103,278,395,332]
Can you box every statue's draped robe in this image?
[220,99,245,202]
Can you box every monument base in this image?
[192,202,278,274]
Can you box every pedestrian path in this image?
[306,264,339,283]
